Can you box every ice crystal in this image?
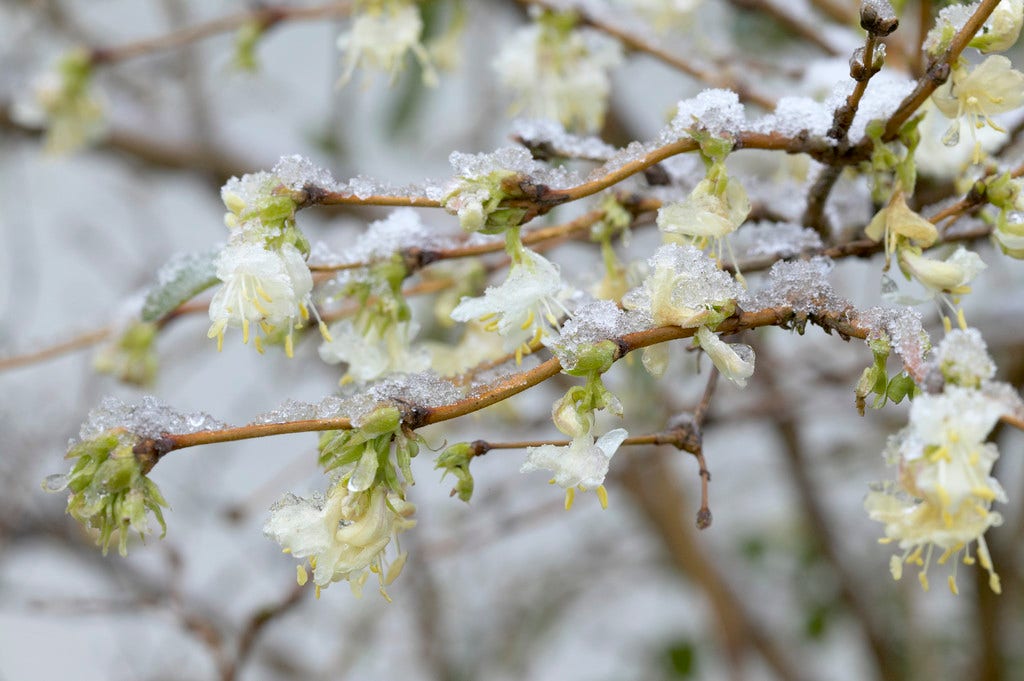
[659,89,747,142]
[79,396,226,441]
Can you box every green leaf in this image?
[141,250,220,322]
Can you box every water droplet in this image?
[42,474,69,493]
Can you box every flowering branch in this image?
[85,3,352,66]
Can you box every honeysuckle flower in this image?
[93,320,159,387]
[623,244,741,329]
[319,319,430,384]
[994,211,1024,258]
[933,328,996,389]
[970,0,1023,53]
[899,247,985,295]
[866,386,1008,594]
[865,192,938,261]
[657,176,750,245]
[337,0,436,87]
[450,248,568,360]
[522,428,629,509]
[44,429,169,557]
[207,241,316,357]
[695,326,755,387]
[442,169,524,233]
[932,56,1024,152]
[11,50,105,154]
[264,483,416,599]
[492,11,622,133]
[864,483,1003,594]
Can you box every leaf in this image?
[141,250,220,322]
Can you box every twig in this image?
[87,3,352,65]
[726,0,842,56]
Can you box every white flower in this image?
[264,484,416,598]
[522,428,629,509]
[492,19,621,133]
[899,247,985,295]
[319,319,430,383]
[866,386,1008,594]
[972,0,1023,53]
[450,248,567,359]
[623,244,741,328]
[933,56,1024,148]
[207,242,314,356]
[932,328,996,388]
[657,176,750,242]
[337,1,436,87]
[695,326,755,387]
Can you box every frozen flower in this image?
[933,328,996,388]
[442,169,525,233]
[695,326,755,387]
[450,248,567,361]
[207,242,315,357]
[657,176,750,244]
[493,12,622,133]
[970,0,1023,53]
[623,244,741,328]
[866,386,1008,594]
[932,56,1024,152]
[994,211,1024,258]
[264,483,416,598]
[899,247,985,295]
[337,1,436,87]
[865,484,1003,594]
[11,50,105,154]
[522,428,629,509]
[319,319,430,383]
[865,192,938,259]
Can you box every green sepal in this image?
[141,250,220,323]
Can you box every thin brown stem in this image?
[88,3,351,65]
[881,0,1001,141]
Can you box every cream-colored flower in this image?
[933,56,1024,150]
[207,242,314,357]
[319,319,429,383]
[899,247,985,295]
[450,248,567,360]
[337,1,436,86]
[657,177,750,242]
[971,0,1023,53]
[866,386,1008,594]
[522,428,628,509]
[492,16,621,133]
[264,483,416,598]
[695,326,755,387]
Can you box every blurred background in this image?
[1,1,1023,680]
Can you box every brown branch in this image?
[521,0,777,109]
[804,3,898,236]
[881,0,1001,141]
[87,3,352,65]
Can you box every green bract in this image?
[46,429,170,556]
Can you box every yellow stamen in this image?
[520,309,535,331]
[319,320,333,342]
[285,332,294,358]
[956,307,967,331]
[948,575,959,595]
[216,330,224,352]
[942,315,952,333]
[564,487,575,510]
[484,320,500,333]
[257,283,273,303]
[918,570,930,591]
[478,313,496,322]
[242,318,251,345]
[254,336,265,354]
[300,302,310,320]
[315,585,321,599]
[596,485,609,510]
[296,564,308,586]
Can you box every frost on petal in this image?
[932,328,996,388]
[695,326,755,387]
[522,429,627,490]
[623,244,741,328]
[450,248,566,348]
